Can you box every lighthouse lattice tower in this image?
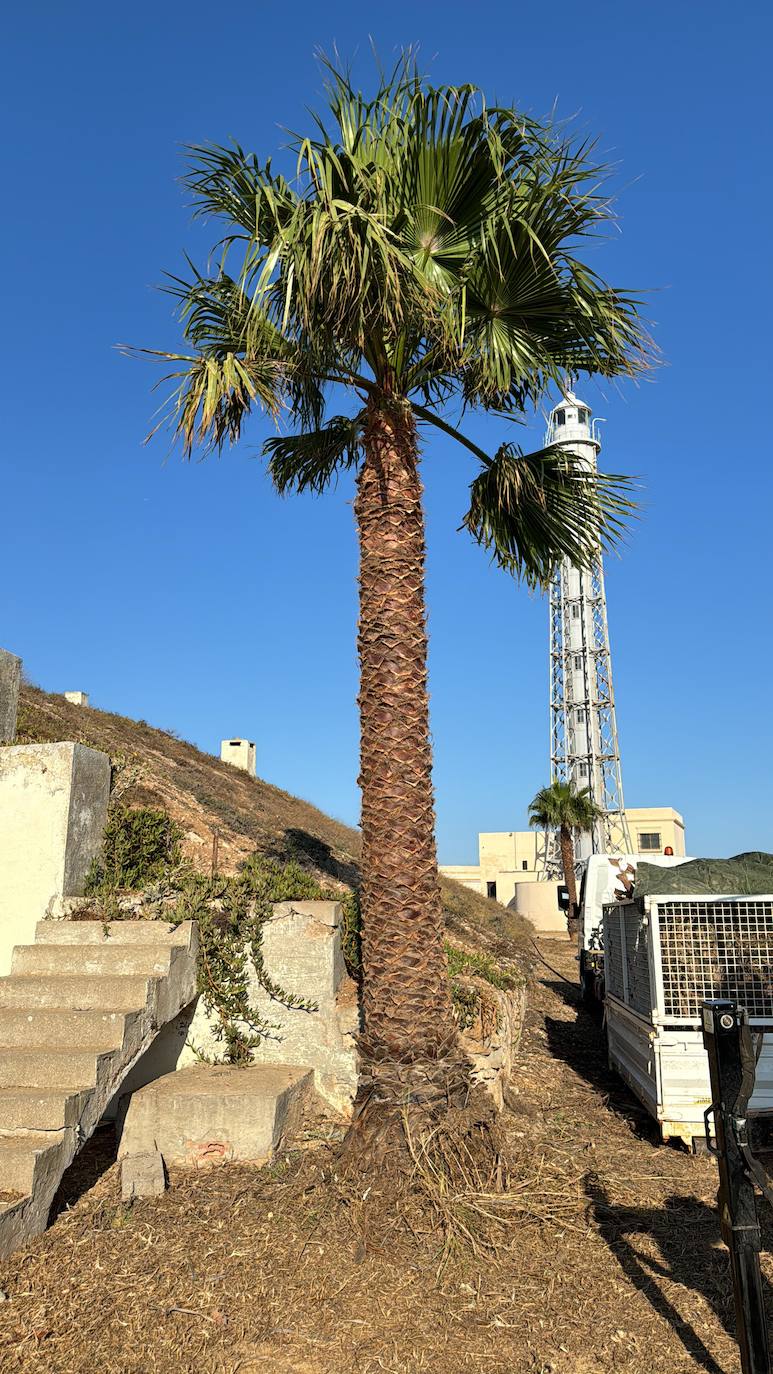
[547,389,631,861]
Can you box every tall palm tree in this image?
[528,780,603,922]
[136,58,646,1159]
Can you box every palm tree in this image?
[136,58,646,1161]
[528,781,603,923]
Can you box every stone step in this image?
[0,974,153,1010]
[0,1088,87,1131]
[0,1132,63,1197]
[0,918,199,1260]
[0,1007,137,1050]
[12,944,174,978]
[34,920,192,947]
[0,1048,106,1090]
[120,1062,314,1171]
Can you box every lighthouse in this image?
[547,388,630,860]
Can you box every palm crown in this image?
[528,779,603,834]
[145,57,645,584]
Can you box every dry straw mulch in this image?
[1,939,770,1373]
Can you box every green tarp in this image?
[635,852,773,898]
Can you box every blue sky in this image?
[2,2,771,862]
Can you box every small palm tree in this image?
[136,58,645,1161]
[528,781,603,922]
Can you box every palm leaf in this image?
[264,416,363,494]
[461,442,637,587]
[136,54,648,552]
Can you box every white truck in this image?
[573,853,773,1151]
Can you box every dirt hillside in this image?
[16,685,528,958]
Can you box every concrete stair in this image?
[0,920,198,1258]
[119,1062,315,1175]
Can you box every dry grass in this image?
[1,940,766,1373]
[15,685,530,967]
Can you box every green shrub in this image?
[84,808,360,1063]
[445,941,518,1031]
[445,942,517,992]
[85,807,182,892]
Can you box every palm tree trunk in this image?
[343,394,481,1165]
[559,824,578,925]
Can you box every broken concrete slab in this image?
[121,1150,166,1201]
[119,1062,314,1169]
[179,901,360,1114]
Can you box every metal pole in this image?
[702,999,771,1374]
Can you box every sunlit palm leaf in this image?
[138,54,648,536]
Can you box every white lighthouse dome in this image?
[545,388,600,454]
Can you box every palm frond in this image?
[461,442,637,588]
[137,50,650,525]
[264,415,364,494]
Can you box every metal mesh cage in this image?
[624,907,653,1016]
[604,905,652,1014]
[605,909,625,1001]
[657,900,773,1021]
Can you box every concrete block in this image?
[179,901,359,1114]
[220,738,256,776]
[119,1063,313,1168]
[121,1150,166,1200]
[0,649,21,744]
[0,743,110,974]
[64,691,89,707]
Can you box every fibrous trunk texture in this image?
[344,396,496,1172]
[560,824,578,928]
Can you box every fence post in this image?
[702,999,771,1374]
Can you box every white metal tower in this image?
[547,388,631,861]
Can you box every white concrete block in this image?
[177,901,359,1115]
[220,738,256,776]
[64,691,89,707]
[0,743,110,974]
[0,649,21,744]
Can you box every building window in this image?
[574,654,583,670]
[576,707,585,723]
[486,881,497,901]
[578,762,588,777]
[522,860,528,871]
[555,409,565,426]
[578,408,588,424]
[571,604,581,619]
[638,832,662,852]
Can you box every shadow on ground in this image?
[48,1124,118,1225]
[586,1172,773,1374]
[540,976,660,1144]
[283,828,360,888]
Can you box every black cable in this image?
[529,935,576,987]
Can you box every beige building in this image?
[441,806,686,908]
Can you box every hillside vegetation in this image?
[16,685,529,962]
